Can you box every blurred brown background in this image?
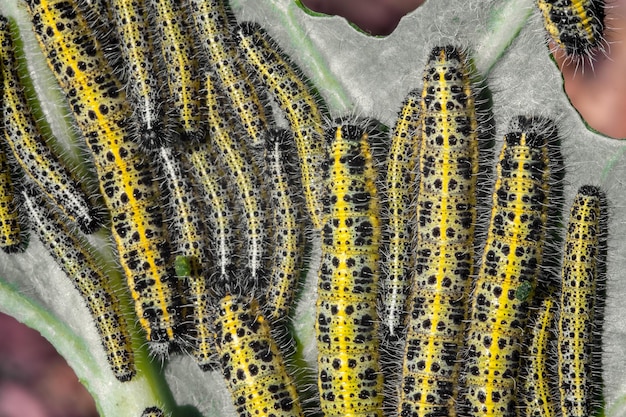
[301,0,425,35]
[0,313,97,417]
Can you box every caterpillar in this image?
[557,185,607,417]
[536,0,606,59]
[157,145,214,369]
[214,294,304,417]
[380,88,422,343]
[263,128,305,324]
[150,0,204,141]
[21,184,135,382]
[109,0,164,148]
[0,15,100,234]
[180,138,239,284]
[188,0,269,148]
[523,298,558,417]
[317,123,384,417]
[0,139,24,253]
[140,406,165,417]
[459,116,559,417]
[235,22,327,231]
[24,0,179,353]
[204,72,266,282]
[398,45,479,417]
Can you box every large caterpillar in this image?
[380,88,421,343]
[263,128,305,324]
[109,0,163,148]
[150,0,204,141]
[25,0,179,352]
[204,72,266,282]
[157,145,213,369]
[180,138,239,284]
[398,45,479,417]
[0,15,100,234]
[188,0,268,147]
[557,185,607,417]
[459,116,559,417]
[317,123,384,417]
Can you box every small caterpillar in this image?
[235,22,327,230]
[140,406,165,417]
[109,0,164,148]
[150,0,204,141]
[0,15,100,234]
[204,72,266,282]
[523,298,558,417]
[557,185,606,417]
[25,0,179,352]
[214,294,304,417]
[317,123,384,417]
[188,0,269,147]
[21,184,135,382]
[536,0,606,58]
[459,116,559,417]
[0,139,24,254]
[380,88,422,343]
[180,138,239,284]
[398,45,479,417]
[263,128,305,324]
[157,145,214,369]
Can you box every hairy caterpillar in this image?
[0,15,100,234]
[21,184,135,382]
[459,116,560,417]
[398,45,479,417]
[235,22,327,230]
[25,0,179,352]
[188,0,269,147]
[557,185,607,417]
[317,123,384,417]
[380,88,421,343]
